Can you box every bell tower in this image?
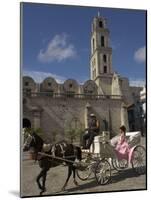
[90,13,113,94]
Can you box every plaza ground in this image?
[21,137,146,197]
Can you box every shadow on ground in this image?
[111,168,145,184]
[64,168,146,193]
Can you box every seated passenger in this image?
[115,125,130,160]
[110,128,141,149]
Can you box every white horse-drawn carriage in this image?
[76,131,146,185]
[23,128,146,194]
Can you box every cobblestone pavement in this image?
[21,138,146,197]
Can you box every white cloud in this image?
[129,78,145,87]
[38,33,77,63]
[23,70,66,83]
[134,46,146,63]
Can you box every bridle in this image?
[24,134,36,149]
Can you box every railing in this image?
[23,92,123,100]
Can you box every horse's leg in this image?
[40,169,48,195]
[36,169,44,190]
[61,165,72,191]
[72,166,79,186]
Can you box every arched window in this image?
[23,118,31,128]
[69,83,73,88]
[93,38,95,52]
[99,21,103,28]
[94,58,96,65]
[25,81,29,86]
[48,82,51,87]
[104,66,107,73]
[93,68,96,79]
[101,36,104,47]
[103,54,107,62]
[95,68,96,77]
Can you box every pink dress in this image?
[115,134,132,162]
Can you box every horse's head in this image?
[23,133,36,152]
[23,131,44,153]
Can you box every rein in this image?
[38,152,76,164]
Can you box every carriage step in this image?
[81,149,90,153]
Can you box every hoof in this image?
[61,186,66,191]
[40,187,46,195]
[74,180,79,186]
[40,191,43,196]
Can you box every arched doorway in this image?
[23,118,31,128]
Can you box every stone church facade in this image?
[23,14,143,141]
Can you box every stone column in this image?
[85,102,91,129]
[32,107,42,129]
[108,100,112,137]
[121,103,129,131]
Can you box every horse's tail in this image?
[75,146,82,161]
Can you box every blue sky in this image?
[22,3,146,86]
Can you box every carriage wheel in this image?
[112,158,128,171]
[131,145,146,175]
[76,155,93,181]
[95,159,111,185]
[76,163,92,181]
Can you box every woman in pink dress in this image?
[115,125,130,161]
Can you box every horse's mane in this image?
[33,132,44,144]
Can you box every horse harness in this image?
[41,142,76,164]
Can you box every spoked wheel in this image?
[95,159,111,185]
[131,145,146,175]
[112,158,128,171]
[76,155,93,181]
[76,163,92,181]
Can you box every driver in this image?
[82,113,100,149]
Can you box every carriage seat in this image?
[126,131,141,148]
[89,131,110,154]
[110,131,141,148]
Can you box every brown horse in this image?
[23,132,82,195]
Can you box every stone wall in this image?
[95,75,112,95]
[120,77,134,105]
[23,95,124,141]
